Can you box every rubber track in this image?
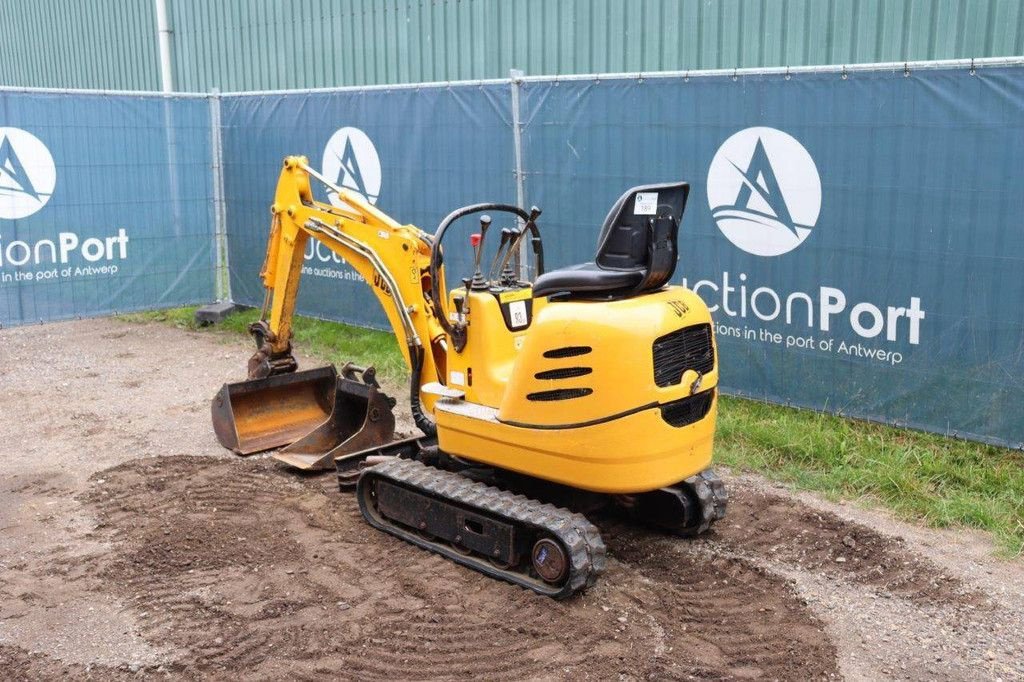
[679,468,729,536]
[357,458,607,599]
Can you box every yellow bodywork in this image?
[442,288,546,408]
[256,157,718,495]
[437,286,717,493]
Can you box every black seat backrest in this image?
[594,182,689,294]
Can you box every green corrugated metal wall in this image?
[0,0,161,91]
[2,0,1023,92]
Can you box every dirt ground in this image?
[0,319,1022,681]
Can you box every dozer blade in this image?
[212,365,339,455]
[273,377,396,471]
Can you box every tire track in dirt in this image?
[67,455,839,679]
[0,646,136,681]
[707,485,981,606]
[599,524,837,680]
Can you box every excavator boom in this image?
[211,156,444,468]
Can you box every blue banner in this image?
[221,84,517,329]
[0,92,216,325]
[219,65,1024,448]
[518,66,1024,447]
[8,67,1022,447]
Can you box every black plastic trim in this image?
[543,346,592,359]
[659,389,715,427]
[526,387,594,401]
[499,401,659,430]
[534,367,593,380]
[652,323,715,387]
[499,389,716,431]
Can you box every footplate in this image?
[357,458,606,599]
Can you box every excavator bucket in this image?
[273,375,396,471]
[211,364,396,471]
[212,365,340,455]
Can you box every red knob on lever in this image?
[470,218,490,290]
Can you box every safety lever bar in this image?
[487,228,514,282]
[496,206,542,285]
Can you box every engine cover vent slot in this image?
[659,389,715,427]
[526,388,594,401]
[652,323,714,388]
[543,346,592,359]
[534,367,593,381]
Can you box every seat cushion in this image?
[532,262,643,298]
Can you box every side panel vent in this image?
[543,346,592,359]
[660,389,715,427]
[527,388,594,401]
[534,367,593,380]
[652,323,714,388]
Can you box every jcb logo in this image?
[667,300,689,318]
[372,271,392,297]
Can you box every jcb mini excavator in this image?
[212,156,726,598]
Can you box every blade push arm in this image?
[248,156,446,389]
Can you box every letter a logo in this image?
[729,138,799,237]
[707,127,821,257]
[0,127,56,220]
[338,136,368,200]
[322,127,381,209]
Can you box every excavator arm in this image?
[248,156,446,392]
[212,156,450,463]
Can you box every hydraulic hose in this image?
[409,343,437,437]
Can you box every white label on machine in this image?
[634,192,658,215]
[449,370,465,386]
[508,300,529,328]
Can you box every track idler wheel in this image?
[531,537,569,584]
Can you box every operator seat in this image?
[531,182,689,299]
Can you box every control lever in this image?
[469,215,491,290]
[487,228,513,282]
[497,206,542,285]
[452,293,467,328]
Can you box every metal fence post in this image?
[209,88,231,301]
[509,68,529,279]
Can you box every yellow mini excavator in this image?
[212,156,726,598]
